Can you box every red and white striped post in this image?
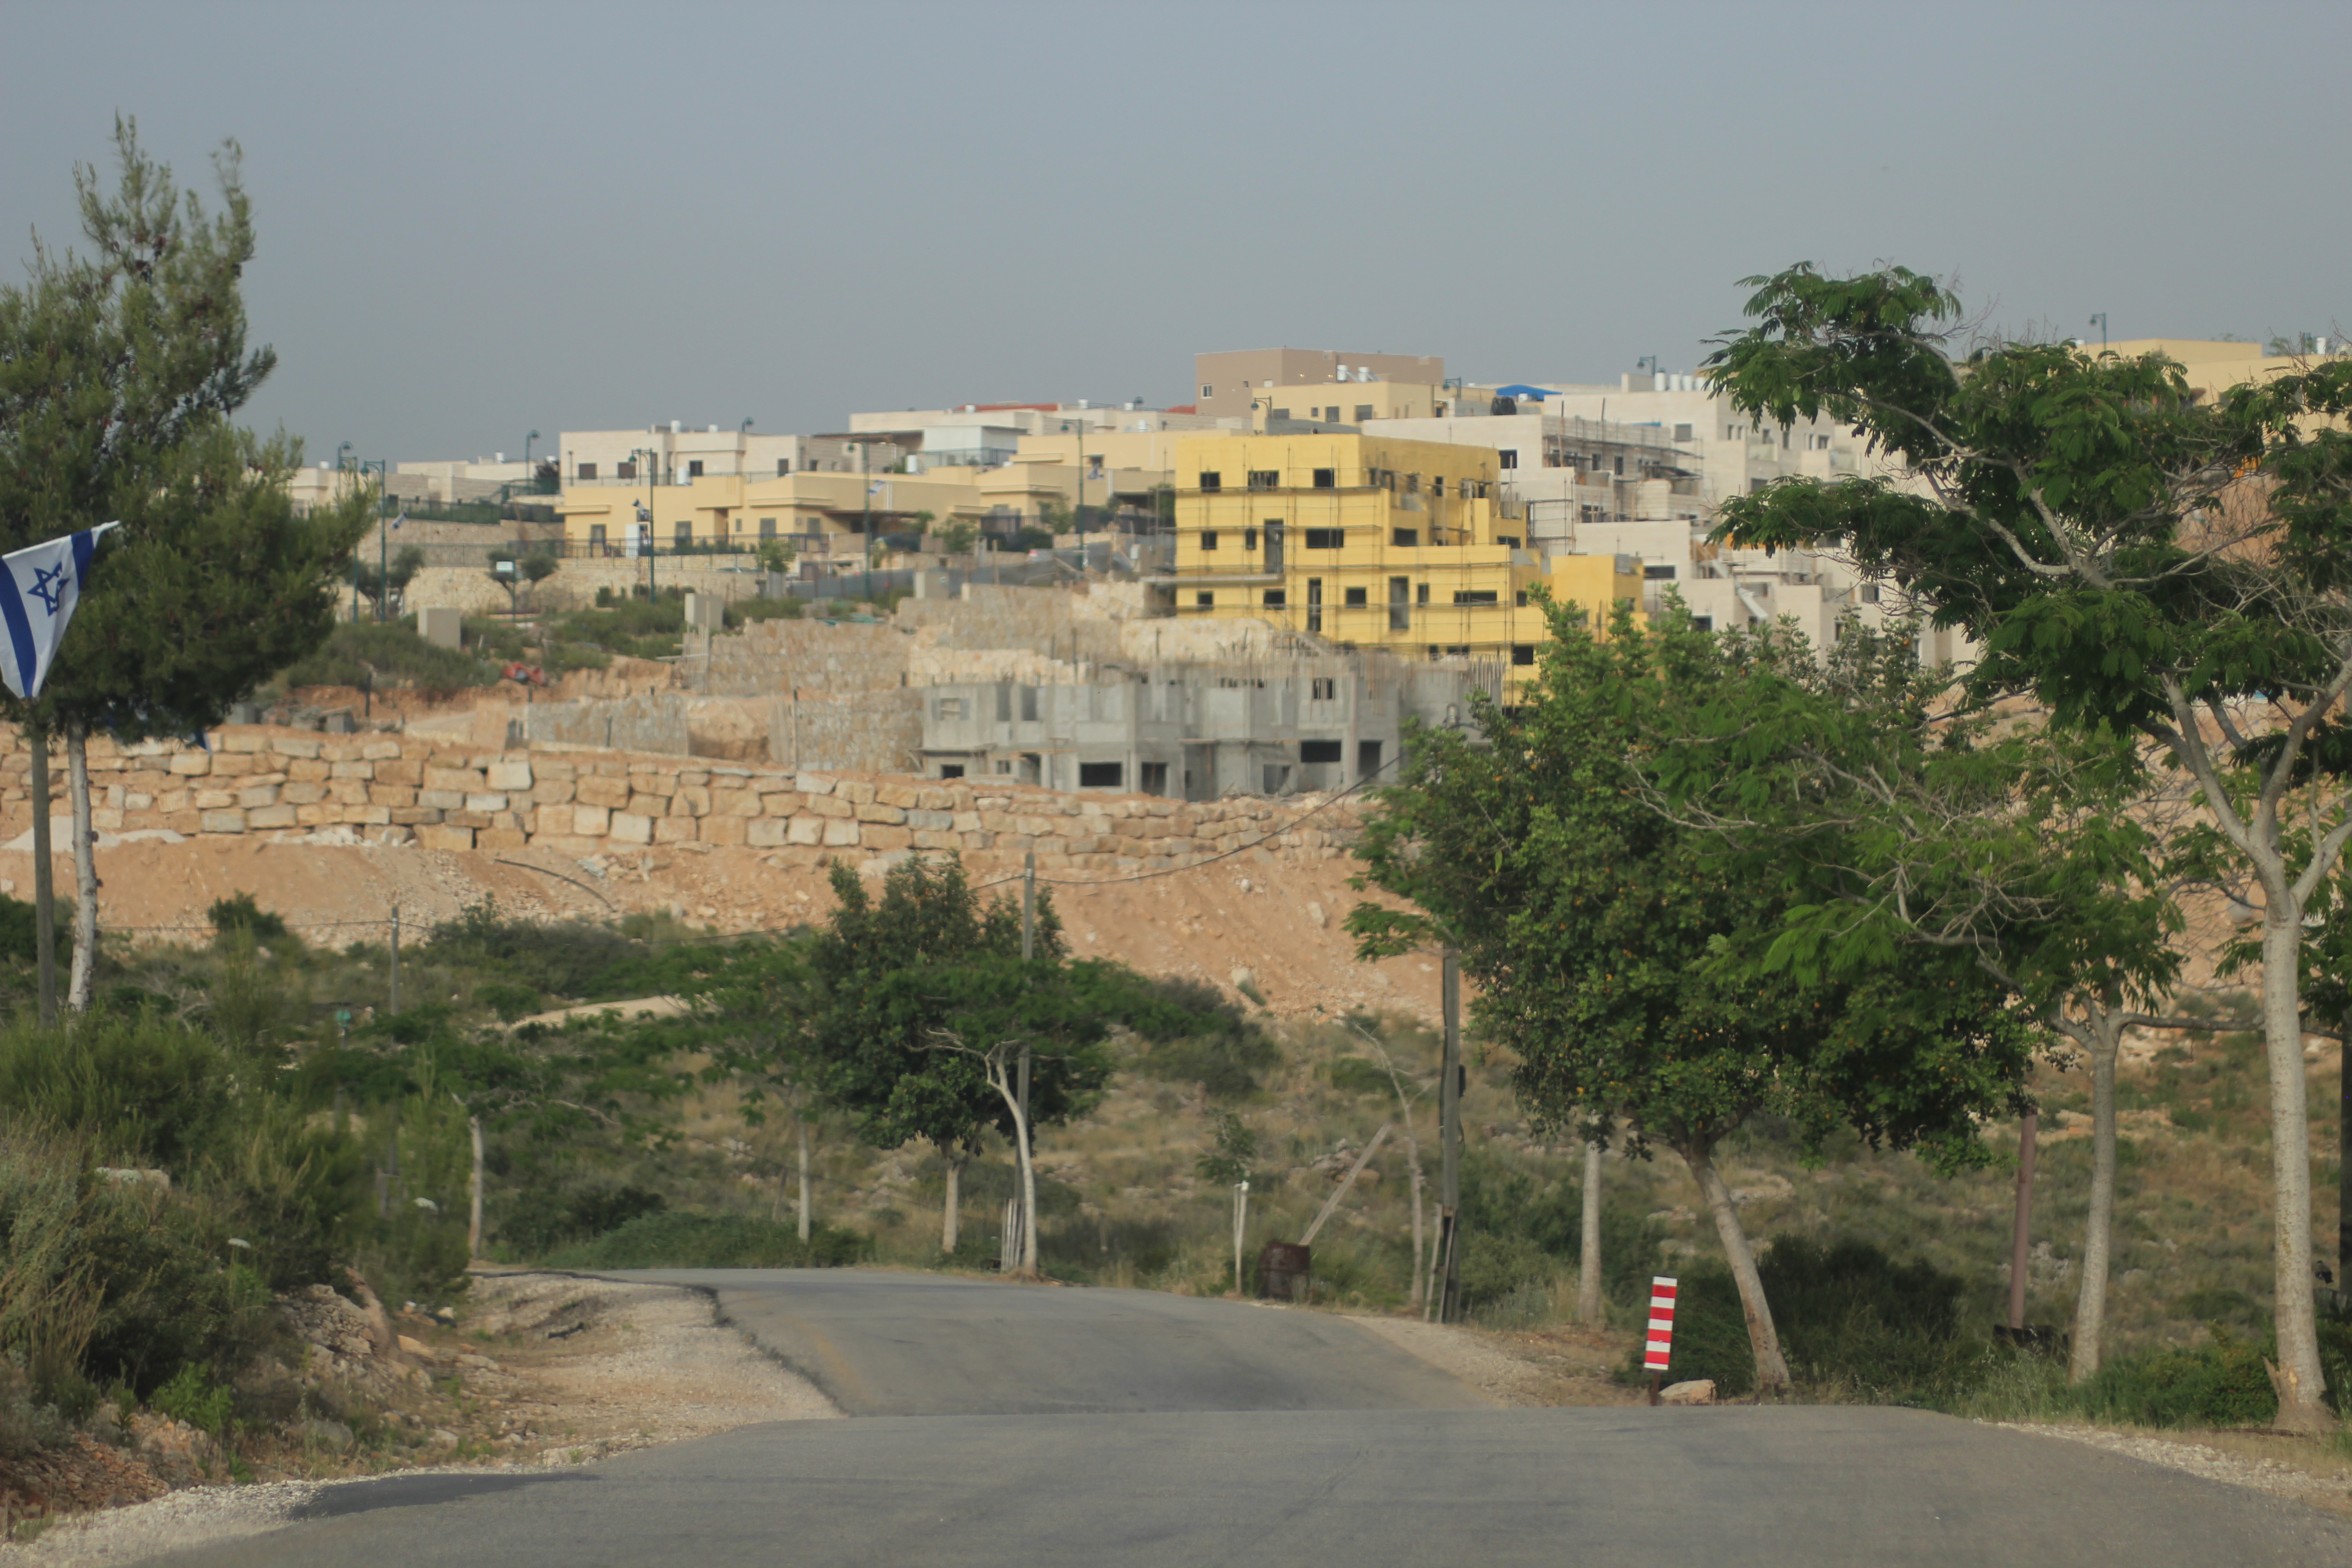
[1644,1275,1679,1404]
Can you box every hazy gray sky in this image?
[4,0,2342,465]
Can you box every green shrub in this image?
[415,901,658,1003]
[541,1211,867,1269]
[206,892,289,942]
[498,1181,667,1256]
[1457,1150,1663,1310]
[151,1363,233,1435]
[279,620,495,694]
[1121,976,1280,1098]
[1654,1235,1979,1401]
[2066,1332,2278,1428]
[0,1018,233,1171]
[473,981,545,1023]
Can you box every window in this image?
[1078,762,1123,789]
[996,685,1012,721]
[1199,471,1222,492]
[617,460,637,480]
[936,697,965,720]
[1344,586,1367,607]
[1310,677,1336,701]
[1512,644,1536,666]
[1499,449,1519,469]
[1312,467,1336,489]
[760,517,777,539]
[939,763,965,779]
[1020,686,1038,721]
[1201,384,1214,398]
[1301,740,1343,764]
[1392,528,1419,548]
[1613,456,1625,475]
[1691,615,1714,631]
[1196,591,1215,608]
[778,459,793,475]
[1244,528,1259,552]
[1496,535,1519,548]
[1515,589,1529,607]
[1270,409,1289,421]
[1861,584,1881,604]
[1388,577,1411,632]
[674,521,693,546]
[1751,478,1768,493]
[1142,761,1169,795]
[1644,564,1677,580]
[1452,590,1498,606]
[1674,423,1693,441]
[1263,589,1286,608]
[1200,531,1219,552]
[1304,578,1321,632]
[1432,476,1446,496]
[1416,582,1430,606]
[577,461,598,480]
[1303,528,1344,549]
[589,524,607,548]
[688,460,705,478]
[1248,469,1279,491]
[1355,404,1374,421]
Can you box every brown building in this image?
[1194,348,1445,421]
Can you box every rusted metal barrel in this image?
[1258,1240,1311,1302]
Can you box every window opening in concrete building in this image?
[1692,616,1714,631]
[1512,644,1536,666]
[1389,577,1410,631]
[1515,589,1529,607]
[1201,531,1219,551]
[1499,450,1518,469]
[1244,528,1258,552]
[1392,528,1418,548]
[1613,456,1625,475]
[589,524,607,548]
[996,686,1012,721]
[995,759,1013,774]
[778,460,791,475]
[1345,586,1367,607]
[760,517,777,538]
[1645,564,1677,579]
[1199,471,1222,492]
[1019,754,1041,784]
[1304,528,1344,549]
[685,460,702,478]
[1263,764,1291,794]
[674,521,692,546]
[1355,405,1373,421]
[1674,423,1694,441]
[1265,522,1284,573]
[1078,762,1123,789]
[1497,535,1519,548]
[1310,677,1336,701]
[1301,740,1343,764]
[1313,468,1336,489]
[1141,761,1169,795]
[936,697,965,720]
[1197,591,1215,608]
[1453,590,1498,605]
[1432,477,1446,496]
[578,461,599,480]
[617,461,637,480]
[1271,409,1289,421]
[939,764,965,779]
[1445,645,1471,656]
[1358,739,1383,775]
[1264,589,1287,608]
[1862,584,1881,603]
[1249,469,1279,491]
[1416,582,1430,606]
[1019,686,1039,721]
[1305,579,1322,632]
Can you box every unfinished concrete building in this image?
[916,653,1497,799]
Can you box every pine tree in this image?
[0,118,369,1017]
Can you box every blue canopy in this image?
[1490,384,1554,400]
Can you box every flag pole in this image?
[27,715,54,1029]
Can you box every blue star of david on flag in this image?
[0,522,118,700]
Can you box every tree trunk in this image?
[1685,1142,1790,1393]
[467,1112,485,1262]
[796,1114,812,1243]
[1013,1094,1039,1277]
[2069,1018,2121,1381]
[28,720,54,1029]
[2259,909,2329,1430]
[65,721,96,1015]
[1578,1138,1605,1323]
[941,1146,965,1254]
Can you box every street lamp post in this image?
[630,446,658,600]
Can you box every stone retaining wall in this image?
[0,725,1361,875]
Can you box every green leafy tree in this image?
[1349,602,2034,1390]
[0,120,369,1013]
[356,544,427,617]
[934,520,978,557]
[1642,612,2185,1376]
[1705,262,2352,1427]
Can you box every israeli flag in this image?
[0,522,118,700]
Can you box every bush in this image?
[279,620,494,694]
[1655,1235,1979,1401]
[497,1181,667,1256]
[1456,1150,1663,1310]
[2065,1333,2279,1428]
[541,1211,867,1269]
[416,901,656,1003]
[151,1363,234,1435]
[0,1017,233,1171]
[207,892,288,942]
[1121,975,1280,1098]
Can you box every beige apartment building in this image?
[1194,348,1446,421]
[560,423,889,486]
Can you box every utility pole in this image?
[388,904,401,1015]
[1433,947,1464,1323]
[29,723,54,1029]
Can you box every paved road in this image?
[142,1269,2352,1568]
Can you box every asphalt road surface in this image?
[143,1269,2352,1568]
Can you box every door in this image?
[1264,521,1285,575]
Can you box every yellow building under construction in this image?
[1157,432,1641,692]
